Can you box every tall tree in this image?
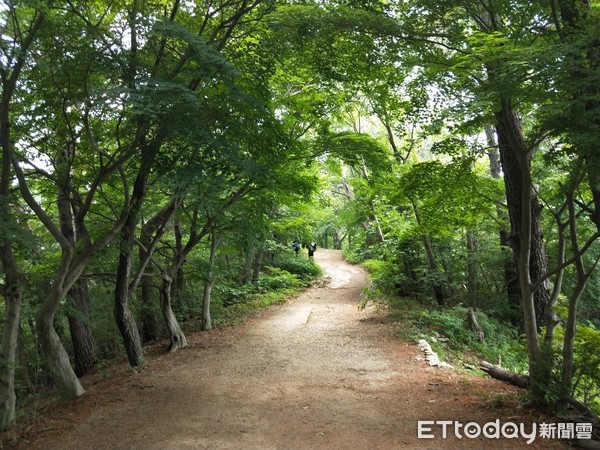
[0,1,46,429]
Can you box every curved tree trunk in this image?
[159,277,187,352]
[35,313,84,399]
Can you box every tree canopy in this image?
[1,0,600,433]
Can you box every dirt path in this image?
[13,250,565,449]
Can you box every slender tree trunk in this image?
[0,250,23,430]
[0,136,21,430]
[560,278,587,401]
[244,245,255,285]
[411,201,446,306]
[139,225,157,343]
[560,188,592,400]
[202,228,219,331]
[422,235,446,306]
[172,221,185,306]
[140,277,157,343]
[466,230,478,308]
[372,212,385,243]
[360,163,385,243]
[0,11,45,426]
[17,325,35,394]
[252,248,265,285]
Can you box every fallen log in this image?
[479,361,529,388]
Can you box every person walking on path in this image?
[308,241,317,258]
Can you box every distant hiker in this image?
[293,240,300,256]
[308,241,317,258]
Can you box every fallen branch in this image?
[479,361,529,388]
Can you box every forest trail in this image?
[17,250,564,449]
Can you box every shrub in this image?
[554,323,600,415]
[257,267,302,292]
[412,307,525,371]
[270,255,322,282]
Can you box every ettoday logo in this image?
[417,420,593,444]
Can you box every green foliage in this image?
[397,158,502,236]
[257,267,302,292]
[317,132,392,173]
[359,259,403,310]
[414,307,527,372]
[554,323,600,414]
[270,255,323,282]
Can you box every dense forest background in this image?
[1,0,599,432]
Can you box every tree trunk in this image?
[467,309,485,342]
[0,250,23,430]
[485,126,521,319]
[202,228,219,331]
[252,248,265,285]
[560,189,592,399]
[0,10,45,427]
[495,100,552,403]
[140,276,158,343]
[479,361,529,388]
[466,230,478,307]
[66,279,97,377]
[0,126,21,429]
[17,325,35,394]
[35,312,85,399]
[172,221,185,307]
[556,0,600,235]
[114,216,144,366]
[114,162,152,367]
[159,277,187,351]
[139,225,158,343]
[412,202,446,306]
[244,245,255,285]
[55,159,98,377]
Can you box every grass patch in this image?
[387,299,528,373]
[209,258,322,328]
